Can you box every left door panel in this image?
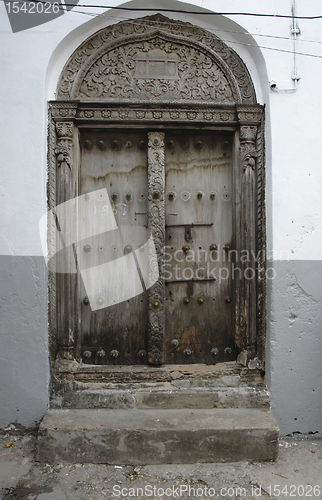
[79,130,149,365]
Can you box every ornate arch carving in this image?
[57,14,256,104]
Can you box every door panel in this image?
[77,128,236,365]
[164,132,236,364]
[79,130,149,365]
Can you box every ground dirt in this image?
[0,427,321,499]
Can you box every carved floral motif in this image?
[147,132,165,364]
[56,122,73,138]
[78,38,234,103]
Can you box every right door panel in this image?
[164,132,236,364]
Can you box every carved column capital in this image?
[147,131,165,365]
[239,125,258,174]
[240,125,258,143]
[56,122,74,138]
[55,121,74,169]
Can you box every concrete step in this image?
[51,385,269,410]
[37,408,279,464]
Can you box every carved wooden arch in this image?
[49,14,266,371]
[57,14,256,104]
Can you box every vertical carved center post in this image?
[147,132,165,364]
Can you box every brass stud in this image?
[223,244,231,251]
[83,297,89,305]
[98,140,106,150]
[197,191,203,199]
[183,348,192,356]
[225,297,231,304]
[224,347,232,354]
[182,244,190,252]
[171,339,180,348]
[209,244,217,251]
[183,297,190,305]
[197,297,204,305]
[84,140,92,149]
[138,349,146,357]
[211,348,219,356]
[152,300,161,309]
[111,349,119,357]
[195,141,202,149]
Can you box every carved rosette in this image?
[76,106,237,124]
[147,132,165,364]
[55,122,74,169]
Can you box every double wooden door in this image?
[78,128,235,365]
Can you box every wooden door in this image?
[78,128,236,365]
[79,129,149,365]
[164,132,236,364]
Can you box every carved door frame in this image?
[47,15,266,370]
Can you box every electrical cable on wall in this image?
[269,0,301,93]
[5,0,322,19]
[4,0,322,62]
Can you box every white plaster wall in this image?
[0,0,321,434]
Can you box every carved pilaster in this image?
[47,109,57,365]
[147,132,165,364]
[236,123,258,359]
[255,115,266,367]
[55,121,78,361]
